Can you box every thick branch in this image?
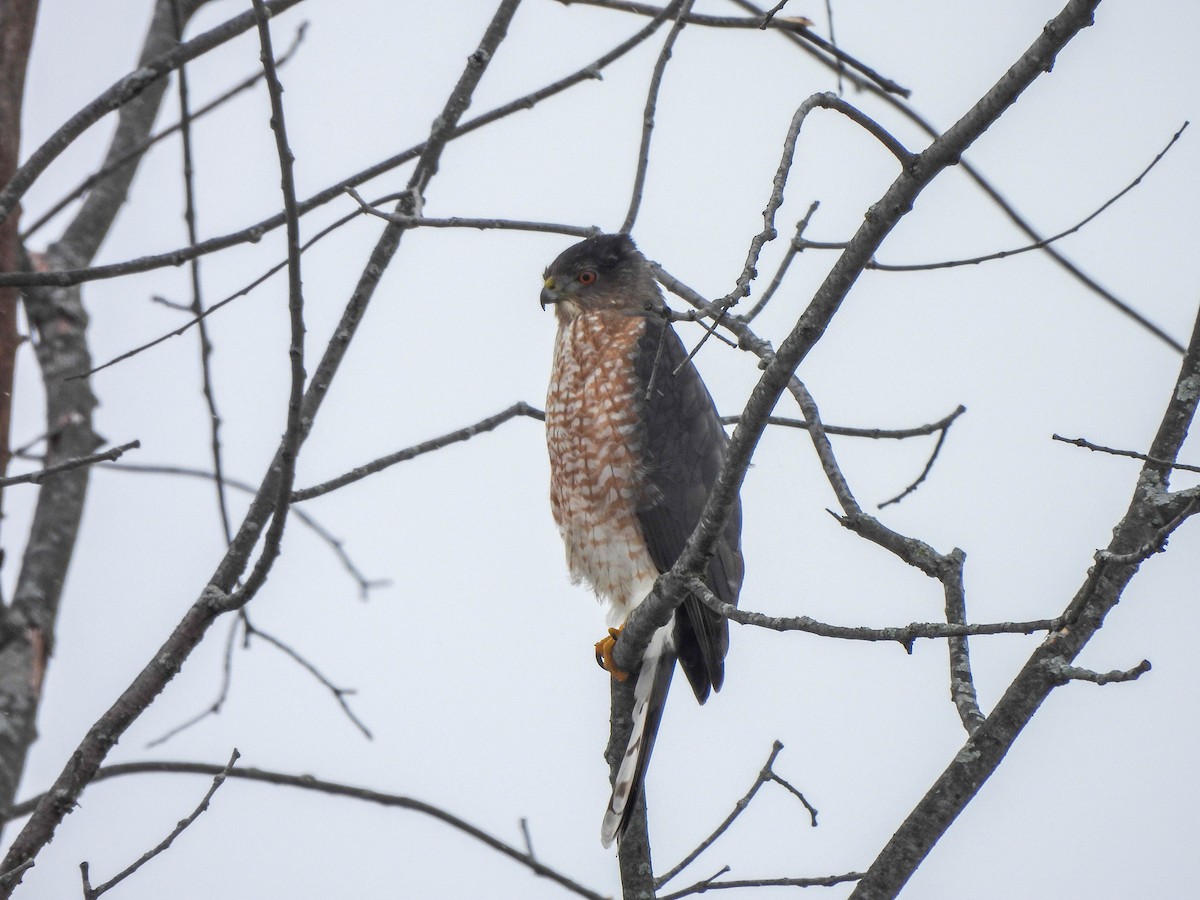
[849,294,1200,895]
[615,0,1099,670]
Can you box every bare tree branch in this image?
[0,0,41,547]
[0,4,524,888]
[0,0,304,230]
[612,0,1107,704]
[850,293,1200,897]
[621,0,691,233]
[1049,659,1151,686]
[169,0,233,547]
[657,741,816,889]
[79,750,240,899]
[869,122,1188,272]
[3,760,605,900]
[560,0,908,96]
[660,871,864,898]
[20,23,308,241]
[293,402,544,502]
[727,0,1184,354]
[0,441,139,488]
[0,0,215,850]
[1052,432,1200,474]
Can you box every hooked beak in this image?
[540,276,560,311]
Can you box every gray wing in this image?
[633,316,744,703]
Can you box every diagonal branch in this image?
[849,297,1200,897]
[292,402,544,502]
[0,4,524,890]
[0,0,305,230]
[79,749,240,899]
[612,0,1107,694]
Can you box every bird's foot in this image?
[594,626,630,682]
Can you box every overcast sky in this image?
[7,1,1199,897]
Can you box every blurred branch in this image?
[0,0,38,551]
[293,402,545,502]
[79,749,239,899]
[4,760,605,900]
[0,0,214,858]
[0,441,139,487]
[0,0,305,231]
[0,5,525,886]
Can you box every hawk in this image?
[540,233,744,847]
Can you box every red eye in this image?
[577,270,597,285]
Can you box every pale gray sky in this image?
[9,1,1199,897]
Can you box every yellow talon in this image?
[594,626,630,682]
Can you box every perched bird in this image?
[541,233,744,847]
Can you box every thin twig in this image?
[0,0,307,227]
[871,123,1189,272]
[90,459,385,597]
[292,402,544,502]
[1052,433,1200,474]
[621,0,692,233]
[658,741,790,887]
[343,189,600,237]
[686,577,1058,646]
[20,23,308,241]
[0,441,139,487]
[723,405,967,440]
[743,202,820,322]
[561,0,907,96]
[170,0,233,547]
[80,750,240,899]
[243,617,372,738]
[1048,659,1152,686]
[660,871,864,898]
[877,420,954,508]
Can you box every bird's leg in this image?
[595,626,631,681]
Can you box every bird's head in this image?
[540,233,661,321]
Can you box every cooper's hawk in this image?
[541,233,744,847]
